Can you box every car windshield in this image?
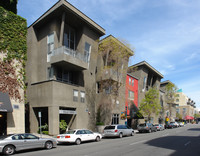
[154,124,159,126]
[104,126,115,130]
[0,134,13,140]
[139,124,146,127]
[65,130,76,134]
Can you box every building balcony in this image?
[48,46,88,70]
[96,68,123,82]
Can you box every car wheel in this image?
[96,136,101,142]
[148,129,151,133]
[75,138,81,145]
[3,145,15,155]
[45,141,53,149]
[131,131,134,136]
[119,133,123,138]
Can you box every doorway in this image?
[0,112,7,135]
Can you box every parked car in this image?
[103,125,134,138]
[0,133,57,155]
[137,123,157,133]
[154,124,165,131]
[57,129,102,145]
[178,122,185,127]
[166,122,177,129]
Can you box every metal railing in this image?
[52,46,88,63]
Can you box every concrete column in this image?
[48,106,59,135]
[59,12,65,47]
[30,106,38,133]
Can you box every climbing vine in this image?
[0,6,27,101]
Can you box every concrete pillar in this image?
[48,106,59,135]
[30,106,38,133]
[59,12,65,47]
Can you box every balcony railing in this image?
[51,46,88,63]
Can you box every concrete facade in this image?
[128,61,163,124]
[26,0,105,135]
[96,35,134,126]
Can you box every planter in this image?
[96,125,105,134]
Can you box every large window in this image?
[47,33,54,54]
[80,91,85,103]
[132,79,134,86]
[129,77,131,85]
[84,42,91,63]
[47,67,54,80]
[73,90,78,102]
[64,27,75,50]
[128,90,134,100]
[112,114,119,124]
[143,76,146,90]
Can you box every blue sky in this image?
[18,0,200,109]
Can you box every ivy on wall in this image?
[0,6,27,101]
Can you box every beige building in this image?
[175,90,196,120]
[0,6,25,135]
[26,0,105,135]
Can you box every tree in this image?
[164,83,178,121]
[139,87,161,123]
[0,0,18,14]
[97,35,134,125]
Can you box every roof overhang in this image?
[0,92,13,113]
[129,61,164,78]
[29,0,105,36]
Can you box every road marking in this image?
[184,141,191,146]
[162,133,169,136]
[130,140,147,145]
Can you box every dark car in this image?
[166,122,177,129]
[137,123,157,133]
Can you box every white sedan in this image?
[57,129,102,145]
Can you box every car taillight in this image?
[65,136,70,138]
[115,130,118,132]
[57,136,60,138]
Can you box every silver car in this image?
[0,133,57,155]
[103,125,134,138]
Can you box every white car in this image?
[57,129,102,145]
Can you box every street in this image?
[8,124,200,156]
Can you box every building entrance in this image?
[0,112,7,135]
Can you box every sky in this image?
[17,0,200,109]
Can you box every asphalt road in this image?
[7,124,200,156]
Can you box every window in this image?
[128,90,134,100]
[176,99,179,102]
[84,42,91,63]
[176,108,179,113]
[143,76,146,90]
[105,86,111,94]
[112,114,119,124]
[129,77,131,85]
[183,108,187,114]
[47,33,54,54]
[64,27,75,50]
[47,67,54,80]
[132,79,134,86]
[80,91,85,103]
[73,90,78,102]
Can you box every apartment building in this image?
[160,80,178,122]
[125,74,139,127]
[0,5,26,135]
[128,61,163,123]
[175,89,196,121]
[96,35,134,125]
[26,0,105,135]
